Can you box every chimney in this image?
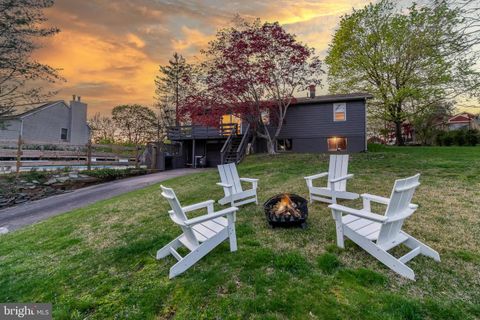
[72,94,76,101]
[308,85,316,98]
[77,96,81,102]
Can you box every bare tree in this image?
[88,113,116,144]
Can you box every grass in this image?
[0,146,479,319]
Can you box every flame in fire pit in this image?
[272,194,301,218]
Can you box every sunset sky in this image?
[33,0,373,115]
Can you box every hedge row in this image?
[435,129,479,146]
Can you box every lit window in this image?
[328,137,347,151]
[333,103,346,121]
[277,138,293,152]
[61,128,68,140]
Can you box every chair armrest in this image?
[304,172,328,180]
[329,204,387,223]
[181,200,215,213]
[361,193,390,205]
[329,174,354,183]
[240,177,258,189]
[184,207,239,226]
[217,182,233,188]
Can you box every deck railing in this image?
[167,123,238,140]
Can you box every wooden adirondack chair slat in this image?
[329,174,441,280]
[157,185,239,279]
[305,155,358,204]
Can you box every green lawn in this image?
[0,147,479,319]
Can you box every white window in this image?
[328,137,347,151]
[333,103,346,121]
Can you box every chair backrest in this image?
[328,155,350,191]
[160,185,199,248]
[377,174,421,247]
[217,162,243,196]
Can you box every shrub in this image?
[22,169,49,183]
[367,143,386,152]
[453,130,466,146]
[442,133,454,146]
[435,132,445,146]
[83,168,147,181]
[465,130,479,146]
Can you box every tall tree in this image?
[88,113,116,144]
[0,0,63,117]
[112,105,156,145]
[325,0,480,145]
[154,53,192,128]
[180,18,323,154]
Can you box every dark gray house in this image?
[166,92,372,168]
[0,96,90,145]
[271,93,372,153]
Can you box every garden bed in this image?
[0,168,148,209]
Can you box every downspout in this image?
[364,97,368,151]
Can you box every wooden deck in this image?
[167,123,238,140]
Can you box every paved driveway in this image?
[0,168,206,233]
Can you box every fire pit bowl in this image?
[264,193,308,229]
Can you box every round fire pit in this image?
[264,193,308,229]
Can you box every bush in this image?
[465,130,479,146]
[442,133,454,146]
[435,132,445,146]
[453,130,466,146]
[367,143,386,152]
[83,168,147,181]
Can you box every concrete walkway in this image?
[0,168,206,233]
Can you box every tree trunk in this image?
[394,121,404,146]
[266,136,276,154]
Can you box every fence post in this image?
[16,135,23,175]
[86,141,92,171]
[151,144,157,170]
[135,145,139,168]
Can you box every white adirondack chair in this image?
[217,163,258,206]
[304,155,359,204]
[329,174,440,280]
[157,185,239,279]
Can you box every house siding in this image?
[0,101,90,145]
[22,102,72,144]
[277,99,367,153]
[0,119,21,141]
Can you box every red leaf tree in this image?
[179,18,324,154]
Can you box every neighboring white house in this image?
[0,96,90,145]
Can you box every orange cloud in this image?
[33,0,382,115]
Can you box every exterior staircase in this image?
[220,124,252,164]
[223,135,243,164]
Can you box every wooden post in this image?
[16,135,23,175]
[135,145,139,168]
[192,139,196,168]
[86,141,92,171]
[151,144,157,170]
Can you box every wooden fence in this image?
[0,138,145,174]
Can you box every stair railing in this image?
[235,123,251,163]
[220,123,238,164]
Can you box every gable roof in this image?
[0,101,66,120]
[448,112,476,123]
